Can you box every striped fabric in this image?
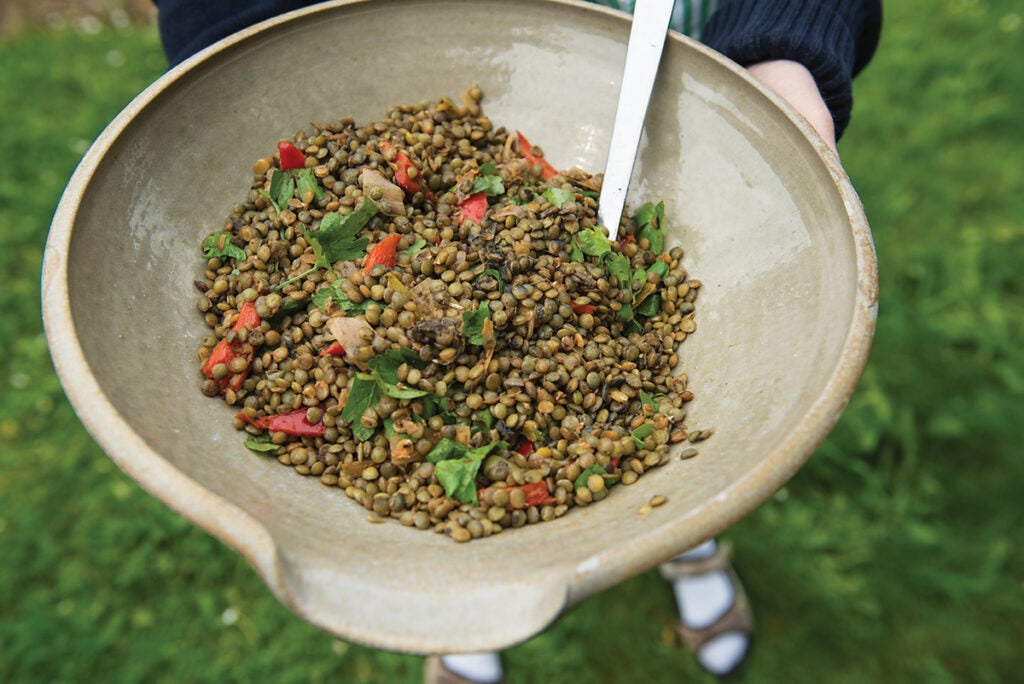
[588,0,722,39]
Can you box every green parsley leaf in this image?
[542,187,574,207]
[635,293,662,317]
[461,301,491,346]
[426,437,464,463]
[639,389,660,412]
[604,252,632,289]
[428,439,507,504]
[311,281,370,314]
[295,167,325,203]
[631,422,655,449]
[262,169,295,214]
[649,260,670,279]
[341,373,381,436]
[435,457,483,505]
[201,232,246,262]
[472,174,505,196]
[574,464,614,490]
[379,381,429,399]
[244,435,281,454]
[402,237,427,256]
[577,226,612,258]
[478,267,505,292]
[569,234,584,262]
[316,200,377,263]
[634,201,666,253]
[474,408,495,433]
[367,348,427,385]
[478,162,499,176]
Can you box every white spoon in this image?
[597,0,675,239]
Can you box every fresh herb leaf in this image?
[201,232,246,262]
[569,234,584,262]
[604,252,632,289]
[542,187,574,207]
[295,167,326,203]
[341,373,381,435]
[474,408,495,433]
[639,389,660,412]
[367,348,427,385]
[379,381,429,399]
[478,267,505,292]
[649,260,670,279]
[577,226,611,258]
[461,301,491,346]
[634,201,666,253]
[471,173,505,196]
[311,281,370,314]
[631,422,655,449]
[635,293,662,317]
[316,200,377,262]
[402,237,427,256]
[435,457,482,505]
[429,440,507,505]
[426,437,464,463]
[263,169,295,214]
[617,300,634,323]
[574,464,614,490]
[244,435,281,454]
[478,162,499,176]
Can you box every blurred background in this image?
[1,0,1021,682]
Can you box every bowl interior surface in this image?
[43,0,876,653]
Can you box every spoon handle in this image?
[598,0,674,239]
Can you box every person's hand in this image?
[747,60,837,153]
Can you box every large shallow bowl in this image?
[42,0,877,654]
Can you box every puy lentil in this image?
[195,87,709,542]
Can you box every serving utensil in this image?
[598,0,674,237]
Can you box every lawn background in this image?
[1,1,1021,682]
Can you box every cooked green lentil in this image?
[195,86,703,542]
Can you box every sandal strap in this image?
[675,582,754,653]
[425,656,504,684]
[658,540,734,579]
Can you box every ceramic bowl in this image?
[42,0,877,654]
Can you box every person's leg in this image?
[425,653,504,684]
[660,538,753,677]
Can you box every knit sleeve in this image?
[701,0,883,139]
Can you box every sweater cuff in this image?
[701,0,882,139]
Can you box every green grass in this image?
[2,1,1022,682]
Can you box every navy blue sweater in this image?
[154,0,881,138]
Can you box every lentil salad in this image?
[194,86,706,542]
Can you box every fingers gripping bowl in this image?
[42,0,877,654]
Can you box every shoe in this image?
[659,541,753,677]
[424,655,505,684]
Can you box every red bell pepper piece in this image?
[202,301,260,393]
[570,301,596,315]
[363,233,403,275]
[278,140,306,171]
[515,439,533,455]
[232,300,260,331]
[457,192,487,225]
[515,131,558,180]
[381,142,436,202]
[236,408,326,438]
[518,481,557,507]
[319,341,347,357]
